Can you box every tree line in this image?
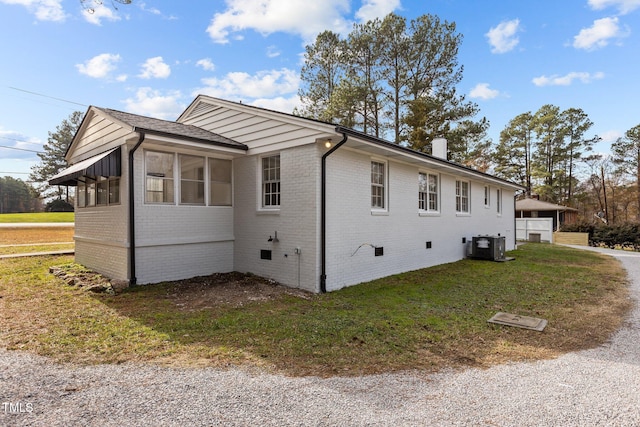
[297,12,491,168]
[9,11,640,224]
[298,12,640,223]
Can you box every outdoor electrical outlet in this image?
[295,247,301,254]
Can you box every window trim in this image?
[144,149,176,205]
[455,179,470,215]
[259,154,281,211]
[496,188,502,216]
[179,154,205,206]
[418,171,440,216]
[484,185,490,208]
[208,157,233,207]
[76,176,120,208]
[371,159,388,212]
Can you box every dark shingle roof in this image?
[97,107,247,151]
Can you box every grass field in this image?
[0,212,74,223]
[0,227,74,246]
[0,243,631,377]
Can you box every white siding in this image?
[324,148,516,291]
[71,112,130,161]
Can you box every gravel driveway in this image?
[2,245,639,426]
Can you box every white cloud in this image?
[206,0,351,45]
[486,19,521,54]
[81,3,120,25]
[598,129,623,143]
[76,53,122,79]
[355,0,400,22]
[251,95,302,114]
[469,83,500,100]
[196,68,300,99]
[588,0,640,14]
[122,87,185,120]
[196,58,216,71]
[573,17,629,50]
[0,129,42,160]
[138,56,171,79]
[0,0,66,22]
[266,45,281,58]
[532,71,605,86]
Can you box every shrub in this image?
[45,199,74,212]
[562,222,640,251]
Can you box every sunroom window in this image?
[209,158,232,206]
[145,150,174,204]
[180,154,205,205]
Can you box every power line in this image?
[0,145,43,154]
[8,86,88,108]
[0,136,43,146]
[0,171,30,175]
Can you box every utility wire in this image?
[8,86,88,108]
[0,136,43,146]
[0,145,43,154]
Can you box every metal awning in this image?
[49,147,121,186]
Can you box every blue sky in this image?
[1,0,639,181]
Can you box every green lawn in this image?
[0,212,74,223]
[0,243,631,377]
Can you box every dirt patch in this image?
[162,272,312,310]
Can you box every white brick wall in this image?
[233,143,320,292]
[130,145,236,285]
[324,148,516,291]
[74,147,129,281]
[72,135,517,293]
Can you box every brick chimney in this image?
[432,137,447,160]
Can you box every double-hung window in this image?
[145,150,175,203]
[456,180,469,213]
[262,155,280,208]
[418,172,438,212]
[484,185,490,208]
[371,161,386,210]
[496,188,502,214]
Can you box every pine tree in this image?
[612,124,640,221]
[29,111,84,202]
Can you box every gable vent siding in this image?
[190,102,213,119]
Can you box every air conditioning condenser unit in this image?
[471,236,506,261]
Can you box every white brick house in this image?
[51,95,524,293]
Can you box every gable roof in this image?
[96,107,247,151]
[516,198,577,212]
[180,95,525,191]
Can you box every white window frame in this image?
[260,154,281,210]
[484,185,490,208]
[418,171,439,215]
[144,150,176,205]
[496,188,502,215]
[179,154,205,206]
[209,158,232,207]
[455,180,470,214]
[371,159,388,212]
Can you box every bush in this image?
[562,222,640,250]
[45,199,74,212]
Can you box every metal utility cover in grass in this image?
[488,312,547,332]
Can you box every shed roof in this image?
[516,198,577,212]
